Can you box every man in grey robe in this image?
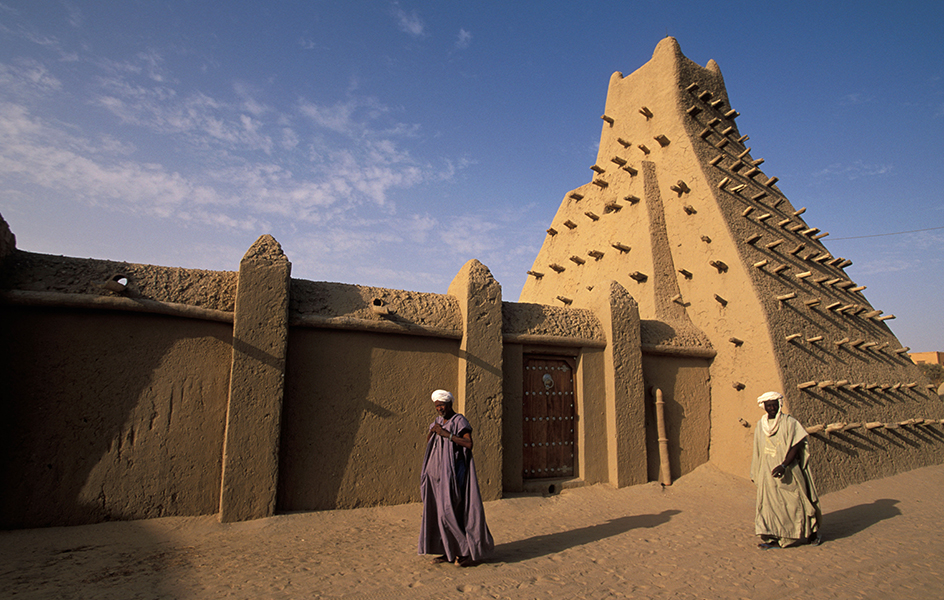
[751,391,822,548]
[418,389,494,566]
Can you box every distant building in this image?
[910,351,944,365]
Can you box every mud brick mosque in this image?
[1,38,941,529]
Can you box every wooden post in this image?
[655,388,671,486]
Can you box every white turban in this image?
[757,391,783,406]
[431,389,454,404]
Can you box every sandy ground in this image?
[1,463,942,600]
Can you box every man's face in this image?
[763,400,780,419]
[434,401,450,417]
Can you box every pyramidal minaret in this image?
[520,37,940,483]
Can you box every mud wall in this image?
[0,307,232,529]
[641,353,711,482]
[278,328,460,511]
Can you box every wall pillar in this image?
[448,259,503,500]
[219,235,291,522]
[576,281,646,487]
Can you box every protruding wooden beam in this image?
[710,260,728,272]
[629,271,648,282]
[611,242,630,253]
[601,114,615,125]
[569,255,586,265]
[527,270,544,278]
[639,106,653,119]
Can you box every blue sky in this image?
[1,1,942,350]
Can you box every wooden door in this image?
[523,356,576,480]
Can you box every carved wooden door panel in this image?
[523,356,576,480]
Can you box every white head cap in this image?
[431,389,454,404]
[757,391,783,406]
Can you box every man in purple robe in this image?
[418,389,494,566]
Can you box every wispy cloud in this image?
[456,29,472,49]
[393,6,424,38]
[811,160,892,181]
[0,59,62,98]
[839,92,874,106]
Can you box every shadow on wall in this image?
[641,356,711,483]
[277,328,460,512]
[0,307,232,529]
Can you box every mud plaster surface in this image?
[290,280,461,331]
[0,251,238,312]
[501,302,604,340]
[2,463,941,600]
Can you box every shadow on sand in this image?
[823,498,901,542]
[493,509,681,563]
